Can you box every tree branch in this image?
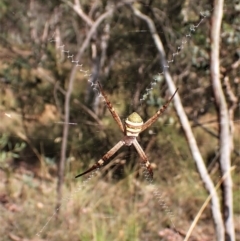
[130,5,225,240]
[56,0,135,212]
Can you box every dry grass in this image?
[2,163,238,241]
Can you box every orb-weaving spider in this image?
[75,82,178,179]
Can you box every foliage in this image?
[0,134,26,169]
[0,0,239,240]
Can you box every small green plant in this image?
[0,133,26,169]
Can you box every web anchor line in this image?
[141,163,179,236]
[48,35,102,95]
[36,169,98,237]
[140,11,208,104]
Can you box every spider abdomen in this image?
[125,112,143,137]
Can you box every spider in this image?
[75,82,178,179]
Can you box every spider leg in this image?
[75,140,125,178]
[141,88,178,132]
[98,81,125,133]
[133,139,153,179]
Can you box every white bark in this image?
[131,5,225,241]
[210,0,235,240]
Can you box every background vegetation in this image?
[0,0,239,240]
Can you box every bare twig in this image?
[16,131,46,178]
[191,117,218,138]
[184,166,236,241]
[53,81,64,118]
[224,76,238,151]
[63,0,94,27]
[73,98,104,127]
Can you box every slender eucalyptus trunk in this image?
[210,0,235,240]
[131,5,225,240]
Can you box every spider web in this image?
[0,2,239,240]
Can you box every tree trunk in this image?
[131,5,225,241]
[210,0,235,240]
